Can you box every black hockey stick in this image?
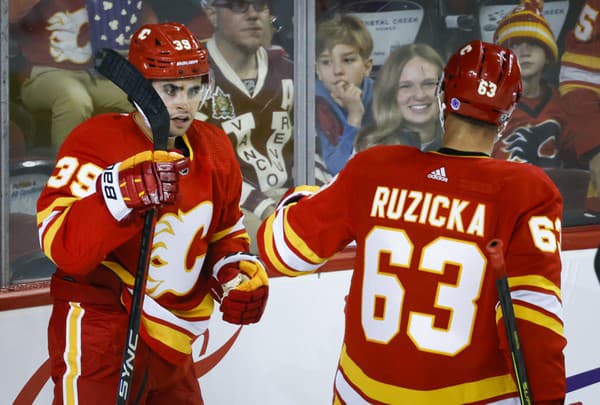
[94,48,170,404]
[595,244,600,285]
[486,239,533,405]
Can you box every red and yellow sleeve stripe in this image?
[261,207,327,277]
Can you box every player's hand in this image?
[209,253,269,325]
[99,150,189,221]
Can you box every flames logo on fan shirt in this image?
[47,9,91,64]
[498,121,560,167]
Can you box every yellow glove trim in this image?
[235,260,269,292]
[120,150,185,171]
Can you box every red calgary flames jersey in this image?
[259,146,565,404]
[560,0,600,89]
[492,85,568,167]
[16,0,92,71]
[37,113,249,364]
[15,0,147,73]
[559,0,600,158]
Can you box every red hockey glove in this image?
[99,150,189,221]
[209,253,269,325]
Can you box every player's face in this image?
[212,3,271,53]
[395,56,440,127]
[511,42,546,80]
[316,44,372,93]
[152,77,207,137]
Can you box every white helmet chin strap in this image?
[496,102,516,140]
[133,100,152,129]
[198,70,214,111]
[437,94,446,130]
[496,120,508,140]
[435,73,446,130]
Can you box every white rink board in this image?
[1,249,599,404]
[199,271,349,404]
[0,305,53,404]
[562,248,600,403]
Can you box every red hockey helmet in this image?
[439,40,522,126]
[129,22,209,80]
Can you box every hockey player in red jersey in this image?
[37,22,268,403]
[258,40,566,404]
[559,0,600,208]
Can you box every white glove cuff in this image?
[100,162,132,222]
[212,252,263,279]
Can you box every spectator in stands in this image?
[9,0,156,151]
[492,0,568,168]
[198,0,330,252]
[354,43,444,152]
[151,0,285,53]
[559,0,600,211]
[315,14,374,176]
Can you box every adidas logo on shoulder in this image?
[427,166,448,182]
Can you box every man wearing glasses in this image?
[198,0,330,253]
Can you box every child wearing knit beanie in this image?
[494,0,558,63]
[491,0,571,169]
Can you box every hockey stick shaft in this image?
[486,239,533,405]
[594,244,600,285]
[94,48,170,404]
[116,208,156,403]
